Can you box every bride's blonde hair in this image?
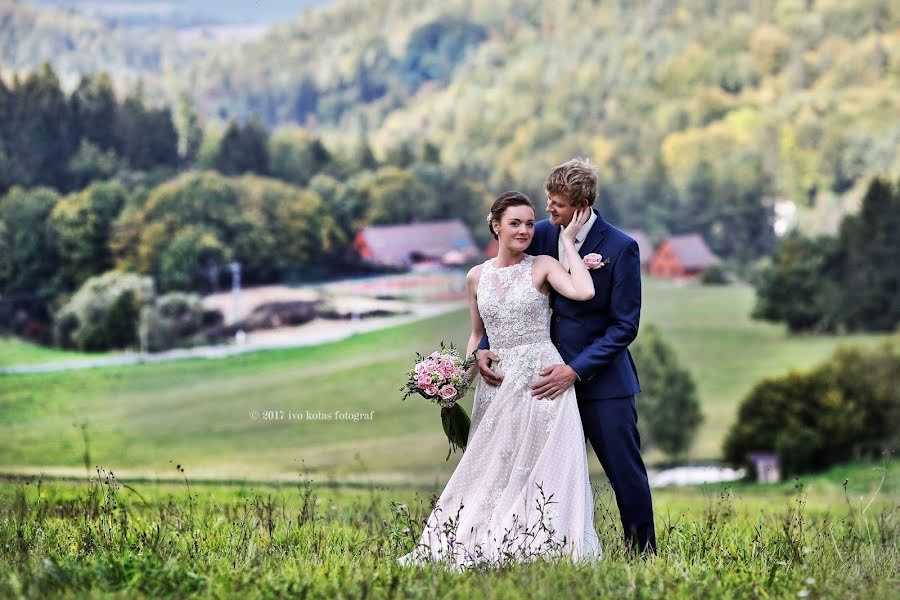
[487,191,534,240]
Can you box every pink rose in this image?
[424,385,439,397]
[439,385,457,400]
[439,364,455,379]
[422,359,437,372]
[415,362,428,375]
[417,373,432,387]
[430,351,441,359]
[583,253,606,270]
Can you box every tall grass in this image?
[1,459,895,599]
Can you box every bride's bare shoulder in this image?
[466,262,485,285]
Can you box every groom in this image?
[477,158,656,555]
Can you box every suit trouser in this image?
[578,395,657,554]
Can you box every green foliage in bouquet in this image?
[401,341,476,460]
[441,404,471,461]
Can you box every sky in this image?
[27,0,333,25]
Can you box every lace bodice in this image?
[477,255,552,349]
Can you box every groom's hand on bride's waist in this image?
[532,364,578,400]
[476,349,503,386]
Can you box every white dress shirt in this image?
[558,210,597,271]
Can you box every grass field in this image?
[0,461,895,598]
[0,336,111,367]
[0,278,892,482]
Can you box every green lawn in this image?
[0,278,891,481]
[0,336,110,367]
[640,278,891,458]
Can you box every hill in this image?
[174,0,900,223]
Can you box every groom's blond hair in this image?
[545,158,598,207]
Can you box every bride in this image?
[401,191,601,568]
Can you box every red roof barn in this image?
[354,220,480,268]
[648,234,719,279]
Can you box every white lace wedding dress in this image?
[400,255,601,568]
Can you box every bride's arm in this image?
[538,207,594,301]
[465,265,486,361]
[537,246,595,302]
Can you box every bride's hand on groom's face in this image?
[476,349,503,386]
[532,364,577,399]
[561,207,590,242]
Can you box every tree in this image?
[9,64,73,190]
[629,325,702,459]
[173,91,203,164]
[158,226,231,293]
[348,134,379,173]
[0,186,61,298]
[752,233,840,333]
[384,142,415,169]
[54,271,155,351]
[110,171,344,291]
[49,180,129,291]
[115,171,240,281]
[268,127,332,186]
[292,77,320,123]
[751,177,900,334]
[115,86,179,171]
[401,17,489,89]
[836,177,900,332]
[235,174,343,278]
[65,140,125,190]
[212,118,269,175]
[69,73,118,153]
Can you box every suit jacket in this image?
[481,209,642,399]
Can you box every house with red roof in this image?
[648,233,720,279]
[354,220,480,269]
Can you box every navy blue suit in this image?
[481,210,656,553]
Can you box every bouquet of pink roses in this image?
[401,342,475,459]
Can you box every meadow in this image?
[0,278,892,483]
[0,337,110,368]
[0,461,895,598]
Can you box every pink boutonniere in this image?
[583,253,611,270]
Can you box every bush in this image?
[724,341,900,476]
[699,264,729,285]
[751,234,841,333]
[630,325,703,459]
[54,271,155,351]
[139,292,204,352]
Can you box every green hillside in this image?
[1,278,890,482]
[173,0,900,221]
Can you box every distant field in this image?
[0,278,892,481]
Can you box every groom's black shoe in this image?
[625,523,657,558]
